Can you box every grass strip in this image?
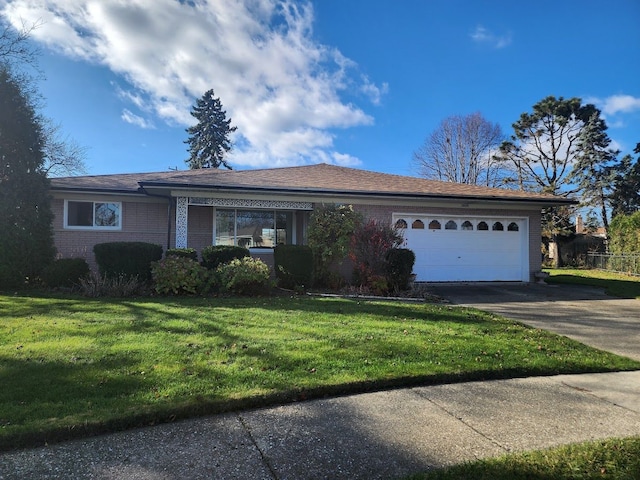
[1,293,639,450]
[544,268,640,299]
[409,436,640,480]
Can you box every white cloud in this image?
[586,94,640,117]
[470,25,512,49]
[121,109,154,129]
[0,0,384,167]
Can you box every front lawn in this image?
[409,436,640,480]
[544,268,640,299]
[1,293,639,450]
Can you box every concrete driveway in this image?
[428,282,640,362]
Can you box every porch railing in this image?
[586,253,640,276]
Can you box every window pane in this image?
[461,221,473,230]
[477,221,489,231]
[236,210,275,247]
[508,222,519,232]
[215,209,236,245]
[395,219,408,229]
[95,203,120,227]
[493,222,504,231]
[445,220,457,230]
[67,201,93,226]
[428,220,441,230]
[276,211,293,245]
[412,219,425,229]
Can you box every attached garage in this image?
[393,214,529,282]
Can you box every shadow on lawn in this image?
[547,274,640,299]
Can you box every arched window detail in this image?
[508,222,519,232]
[461,221,473,231]
[492,222,504,231]
[428,220,441,230]
[395,219,408,229]
[412,219,425,229]
[477,221,489,231]
[445,220,458,230]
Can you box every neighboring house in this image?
[49,163,573,282]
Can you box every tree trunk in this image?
[549,235,563,268]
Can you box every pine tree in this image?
[571,111,618,237]
[0,65,55,287]
[185,89,237,169]
[610,143,640,218]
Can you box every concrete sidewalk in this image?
[2,371,640,480]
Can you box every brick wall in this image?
[52,197,172,270]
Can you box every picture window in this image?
[65,201,121,229]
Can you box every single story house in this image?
[49,163,573,282]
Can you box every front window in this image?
[65,201,121,229]
[215,209,293,248]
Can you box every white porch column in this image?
[175,196,188,248]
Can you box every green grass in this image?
[1,293,639,451]
[408,436,640,480]
[544,268,640,299]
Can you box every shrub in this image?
[274,245,313,290]
[151,256,208,295]
[385,248,416,293]
[308,204,363,287]
[93,242,163,280]
[216,257,271,295]
[609,212,640,254]
[165,248,198,261]
[40,258,90,288]
[349,220,403,294]
[78,271,146,297]
[201,245,250,270]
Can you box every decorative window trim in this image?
[189,197,312,210]
[63,200,122,230]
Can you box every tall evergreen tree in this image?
[185,89,237,169]
[0,65,55,287]
[571,111,618,237]
[496,96,604,267]
[610,143,640,218]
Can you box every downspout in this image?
[138,185,174,252]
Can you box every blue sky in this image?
[1,0,639,177]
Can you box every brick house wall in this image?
[51,194,543,281]
[51,196,174,270]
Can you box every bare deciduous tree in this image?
[1,19,88,177]
[413,112,507,187]
[41,120,88,177]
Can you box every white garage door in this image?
[393,215,528,282]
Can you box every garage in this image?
[393,214,529,282]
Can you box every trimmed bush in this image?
[201,245,249,270]
[385,248,416,292]
[151,256,208,295]
[274,245,313,290]
[165,248,198,261]
[40,258,90,288]
[216,257,271,295]
[93,242,163,281]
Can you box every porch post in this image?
[175,196,188,248]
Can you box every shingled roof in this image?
[50,163,573,204]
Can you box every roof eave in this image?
[139,181,575,206]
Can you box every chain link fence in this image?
[586,253,640,276]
